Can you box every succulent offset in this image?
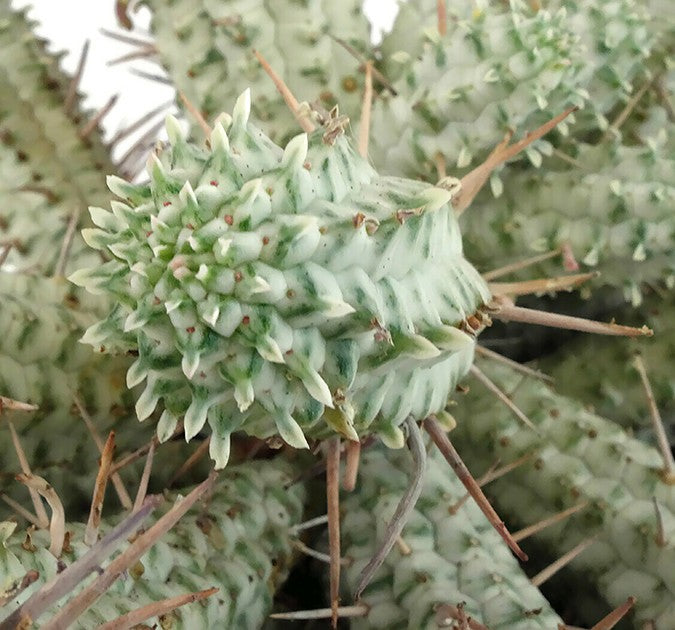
[370,0,586,181]
[70,90,491,467]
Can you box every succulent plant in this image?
[138,0,371,143]
[70,90,492,467]
[0,0,671,626]
[452,359,675,627]
[341,445,564,629]
[0,457,305,628]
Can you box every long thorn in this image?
[65,41,90,115]
[178,91,211,138]
[424,416,528,561]
[358,61,373,159]
[602,78,653,142]
[290,514,329,535]
[98,587,218,630]
[342,440,361,492]
[168,437,209,488]
[475,346,553,383]
[470,365,538,433]
[84,431,115,546]
[632,354,675,482]
[653,498,666,547]
[128,68,171,85]
[482,247,564,280]
[329,36,397,95]
[53,205,80,278]
[0,243,12,268]
[252,49,315,133]
[0,396,38,412]
[552,147,587,169]
[116,119,165,175]
[488,272,599,297]
[79,95,118,140]
[291,540,350,566]
[109,422,183,476]
[512,502,589,542]
[455,107,577,213]
[41,473,217,630]
[100,28,153,47]
[326,437,341,629]
[109,100,173,146]
[132,442,155,513]
[590,596,637,630]
[7,421,49,528]
[653,79,675,121]
[269,605,369,621]
[15,474,65,558]
[437,0,447,36]
[354,417,427,599]
[491,296,653,337]
[531,537,597,586]
[107,44,156,66]
[73,395,132,509]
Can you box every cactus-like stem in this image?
[340,445,565,629]
[1,458,306,629]
[452,359,675,626]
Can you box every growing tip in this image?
[232,89,252,128]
